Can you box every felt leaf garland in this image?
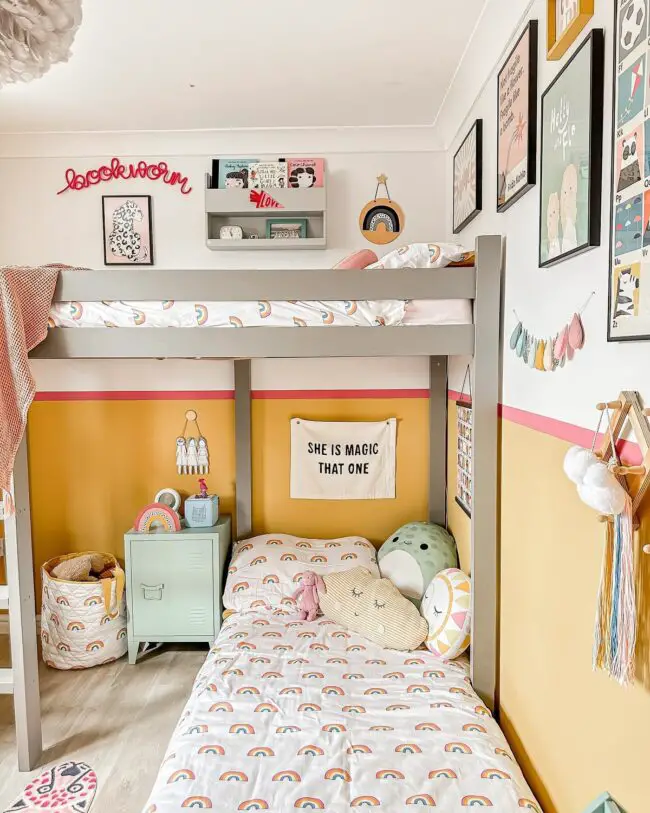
[509,297,592,372]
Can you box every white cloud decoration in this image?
[0,0,82,85]
[563,446,628,516]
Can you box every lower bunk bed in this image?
[144,613,538,812]
[141,534,541,813]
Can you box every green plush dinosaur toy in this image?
[377,521,458,607]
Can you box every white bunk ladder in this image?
[1,435,42,771]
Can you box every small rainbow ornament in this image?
[3,761,97,813]
[134,502,181,533]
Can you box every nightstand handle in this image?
[141,583,165,600]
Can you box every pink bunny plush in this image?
[292,571,325,621]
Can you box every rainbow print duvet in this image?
[142,610,540,812]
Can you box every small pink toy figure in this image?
[292,571,325,622]
[198,478,208,498]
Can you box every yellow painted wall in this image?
[499,420,650,813]
[251,397,429,543]
[447,396,650,813]
[26,395,429,606]
[26,398,236,606]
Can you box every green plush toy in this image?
[377,521,458,606]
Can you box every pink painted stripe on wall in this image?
[33,388,429,403]
[33,390,235,402]
[31,388,643,462]
[252,389,430,400]
[448,389,642,463]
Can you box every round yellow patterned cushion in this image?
[421,568,471,659]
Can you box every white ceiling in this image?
[0,0,487,134]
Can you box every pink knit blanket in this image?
[0,266,60,494]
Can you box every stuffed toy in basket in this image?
[40,552,127,669]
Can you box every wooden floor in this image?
[0,635,207,812]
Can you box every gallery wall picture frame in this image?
[538,29,605,269]
[453,119,483,234]
[497,20,539,213]
[102,195,154,266]
[547,0,594,61]
[608,0,650,342]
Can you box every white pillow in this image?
[223,534,379,614]
[421,568,472,660]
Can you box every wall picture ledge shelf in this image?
[205,176,327,251]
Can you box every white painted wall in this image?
[0,141,444,390]
[444,0,639,432]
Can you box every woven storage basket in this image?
[40,552,127,670]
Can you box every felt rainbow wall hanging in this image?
[359,175,405,245]
[509,292,594,371]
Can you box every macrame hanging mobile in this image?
[0,0,82,85]
[563,399,640,686]
[176,409,210,475]
[509,292,595,371]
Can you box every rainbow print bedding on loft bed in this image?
[48,242,475,329]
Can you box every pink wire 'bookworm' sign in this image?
[57,157,193,195]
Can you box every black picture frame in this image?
[453,119,483,234]
[101,195,154,266]
[497,20,539,213]
[538,29,605,269]
[607,3,650,343]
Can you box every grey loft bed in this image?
[7,234,503,772]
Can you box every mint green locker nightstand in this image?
[124,516,231,664]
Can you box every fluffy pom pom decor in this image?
[563,446,627,515]
[0,0,82,85]
[564,397,638,687]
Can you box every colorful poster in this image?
[453,120,483,233]
[497,22,537,210]
[539,31,604,267]
[557,0,580,37]
[610,1,650,340]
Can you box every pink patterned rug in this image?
[3,762,96,813]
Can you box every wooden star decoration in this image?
[595,390,650,553]
[376,173,388,185]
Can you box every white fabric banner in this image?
[290,418,396,500]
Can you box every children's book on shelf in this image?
[287,158,325,188]
[215,158,259,189]
[248,161,288,189]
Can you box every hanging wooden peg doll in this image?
[176,409,210,476]
[186,438,199,474]
[176,437,188,474]
[197,436,210,474]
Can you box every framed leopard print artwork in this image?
[102,195,154,265]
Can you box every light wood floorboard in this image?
[0,635,207,812]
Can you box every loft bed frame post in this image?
[234,359,253,541]
[429,356,448,526]
[4,435,42,771]
[471,234,503,713]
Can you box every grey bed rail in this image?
[51,266,477,302]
